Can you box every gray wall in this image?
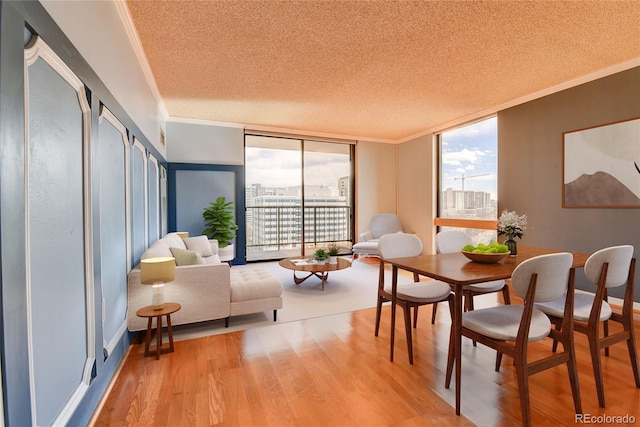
[498,67,640,301]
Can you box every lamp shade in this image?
[140,257,175,284]
[176,231,189,238]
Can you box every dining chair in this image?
[431,230,511,327]
[445,252,582,427]
[375,233,452,364]
[535,245,639,408]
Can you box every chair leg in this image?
[431,302,438,324]
[273,309,277,322]
[402,303,414,364]
[550,321,561,353]
[566,343,583,415]
[374,296,384,337]
[464,293,477,347]
[495,352,503,372]
[624,319,640,388]
[502,284,511,305]
[604,319,610,357]
[515,354,532,427]
[445,298,455,388]
[587,328,606,408]
[413,305,419,328]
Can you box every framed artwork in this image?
[563,117,640,208]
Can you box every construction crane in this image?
[454,173,489,192]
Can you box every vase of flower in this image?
[497,210,527,257]
[504,237,518,255]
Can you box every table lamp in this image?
[140,257,175,310]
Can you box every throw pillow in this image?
[169,247,204,266]
[141,240,173,260]
[183,235,214,257]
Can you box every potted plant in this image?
[202,196,239,261]
[313,248,329,265]
[327,243,340,264]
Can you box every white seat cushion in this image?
[535,289,612,322]
[384,281,451,303]
[352,240,380,254]
[463,279,505,293]
[462,305,551,341]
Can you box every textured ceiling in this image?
[126,0,640,142]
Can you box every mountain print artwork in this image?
[563,117,640,208]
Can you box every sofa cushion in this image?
[161,232,187,250]
[169,247,204,266]
[230,269,282,302]
[202,254,222,264]
[141,240,173,260]
[183,235,214,257]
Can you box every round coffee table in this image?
[278,256,351,290]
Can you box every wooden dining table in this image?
[384,246,590,416]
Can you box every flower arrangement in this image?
[497,210,527,240]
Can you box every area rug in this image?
[171,257,416,341]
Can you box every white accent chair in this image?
[445,252,582,426]
[535,245,639,407]
[352,213,403,259]
[375,233,452,364]
[432,230,511,326]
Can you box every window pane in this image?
[245,135,302,261]
[438,117,498,243]
[439,117,497,220]
[303,140,352,255]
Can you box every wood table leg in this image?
[166,314,174,353]
[156,315,162,360]
[144,318,153,357]
[454,284,462,415]
[293,271,330,290]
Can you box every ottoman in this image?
[227,269,283,326]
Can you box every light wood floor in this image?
[91,291,640,427]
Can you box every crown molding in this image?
[244,124,394,144]
[168,116,246,129]
[114,0,169,120]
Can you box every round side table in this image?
[136,302,181,359]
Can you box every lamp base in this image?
[152,283,165,310]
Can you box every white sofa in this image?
[127,232,283,331]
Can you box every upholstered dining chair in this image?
[445,252,582,427]
[375,233,452,364]
[431,230,511,326]
[535,245,639,408]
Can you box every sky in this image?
[245,147,350,190]
[440,116,498,199]
[245,116,497,197]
